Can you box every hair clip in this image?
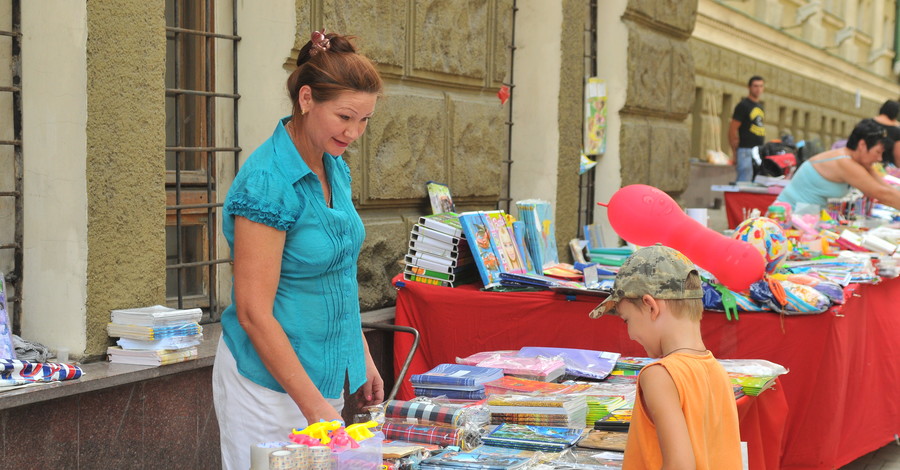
[309,28,331,56]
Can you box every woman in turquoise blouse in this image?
[212,30,384,469]
[777,119,900,211]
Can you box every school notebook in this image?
[410,363,504,387]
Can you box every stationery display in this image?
[404,213,478,288]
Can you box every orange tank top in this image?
[623,352,742,470]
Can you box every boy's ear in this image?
[642,294,661,321]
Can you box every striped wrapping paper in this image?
[384,399,489,428]
[0,359,84,386]
[381,423,461,447]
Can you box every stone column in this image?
[592,0,698,245]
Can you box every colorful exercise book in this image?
[458,211,527,288]
[481,423,585,452]
[515,199,559,271]
[426,181,456,215]
[482,376,594,396]
[517,347,620,380]
[615,357,657,371]
[729,373,778,396]
[585,396,628,426]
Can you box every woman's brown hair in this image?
[286,32,383,118]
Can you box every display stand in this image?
[392,274,900,470]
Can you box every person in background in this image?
[589,245,742,470]
[729,76,766,182]
[777,119,900,211]
[211,29,384,469]
[873,100,900,167]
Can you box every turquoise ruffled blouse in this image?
[220,117,366,398]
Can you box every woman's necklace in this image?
[664,347,708,357]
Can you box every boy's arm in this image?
[640,365,696,470]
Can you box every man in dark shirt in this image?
[729,76,766,182]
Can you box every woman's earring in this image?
[301,108,307,116]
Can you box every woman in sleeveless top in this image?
[776,119,900,210]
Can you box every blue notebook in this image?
[410,363,504,387]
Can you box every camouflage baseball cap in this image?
[588,244,702,319]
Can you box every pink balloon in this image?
[600,184,765,291]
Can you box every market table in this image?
[391,274,900,470]
[723,191,779,228]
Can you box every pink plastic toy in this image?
[326,427,359,451]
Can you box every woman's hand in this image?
[359,357,384,406]
[301,397,344,425]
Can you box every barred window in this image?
[0,0,23,333]
[165,0,240,321]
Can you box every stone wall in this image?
[294,1,514,309]
[619,0,698,194]
[85,0,168,356]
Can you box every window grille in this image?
[0,0,23,334]
[165,0,239,321]
[578,0,598,230]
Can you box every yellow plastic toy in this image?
[345,420,379,441]
[291,419,342,445]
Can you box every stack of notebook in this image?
[486,394,588,428]
[403,212,478,288]
[106,305,203,366]
[585,396,628,426]
[410,363,504,401]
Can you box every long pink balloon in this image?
[599,184,765,291]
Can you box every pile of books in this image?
[106,305,203,366]
[410,363,504,401]
[403,212,479,288]
[486,393,588,428]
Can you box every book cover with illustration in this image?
[458,211,505,288]
[515,200,559,271]
[426,181,456,215]
[482,211,526,274]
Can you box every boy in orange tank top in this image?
[589,244,742,469]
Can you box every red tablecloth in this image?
[724,191,778,228]
[392,275,900,470]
